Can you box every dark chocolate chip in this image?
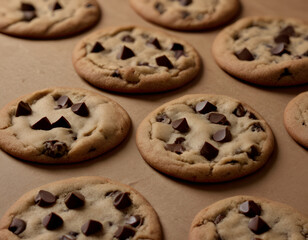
[21,3,35,11]
[146,38,161,49]
[279,25,295,37]
[64,192,85,209]
[214,214,225,224]
[114,226,136,240]
[248,216,270,234]
[164,143,185,154]
[251,123,264,132]
[171,43,184,51]
[111,69,122,79]
[213,128,232,142]
[16,101,32,117]
[174,137,185,144]
[235,48,254,61]
[71,103,89,117]
[156,55,174,69]
[200,142,219,160]
[271,43,290,55]
[172,118,189,133]
[125,215,143,227]
[121,35,135,43]
[113,192,132,209]
[35,190,56,207]
[52,2,62,11]
[9,218,26,235]
[247,146,260,160]
[91,42,105,53]
[178,0,193,6]
[195,101,217,114]
[274,34,290,44]
[51,116,71,129]
[248,112,257,120]
[233,104,246,117]
[154,2,165,14]
[174,50,185,59]
[23,11,36,21]
[42,212,63,230]
[31,117,52,130]
[208,113,230,125]
[156,113,171,124]
[239,200,261,217]
[43,140,68,158]
[81,220,103,236]
[56,96,72,109]
[117,46,135,60]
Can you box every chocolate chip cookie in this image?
[0,87,131,164]
[0,0,100,39]
[212,17,308,86]
[136,94,274,182]
[284,91,308,148]
[72,26,201,93]
[0,176,162,240]
[189,195,308,240]
[129,0,240,31]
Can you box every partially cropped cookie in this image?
[0,87,131,164]
[72,26,201,93]
[0,176,162,240]
[212,17,308,86]
[189,195,308,240]
[136,94,274,182]
[0,0,100,39]
[284,91,308,148]
[129,0,240,31]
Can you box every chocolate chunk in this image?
[248,216,270,234]
[117,46,135,60]
[81,220,103,236]
[121,35,135,43]
[71,102,89,117]
[251,123,264,132]
[235,48,254,61]
[165,143,185,154]
[172,118,189,133]
[178,0,193,6]
[154,2,165,14]
[146,38,161,49]
[64,192,85,209]
[114,192,132,209]
[156,113,171,124]
[125,215,143,227]
[214,214,225,224]
[42,212,63,230]
[56,96,72,109]
[171,43,184,51]
[52,2,62,10]
[200,142,219,160]
[247,146,260,160]
[51,116,71,129]
[195,101,217,114]
[111,69,122,78]
[279,25,295,37]
[274,34,290,44]
[208,113,230,125]
[35,190,56,207]
[43,140,68,158]
[271,43,290,55]
[21,3,35,11]
[213,128,232,142]
[233,104,246,117]
[16,101,32,117]
[31,117,52,130]
[174,50,185,59]
[23,11,36,21]
[9,218,26,235]
[174,137,185,144]
[156,55,174,69]
[239,200,261,217]
[114,226,136,240]
[91,42,105,53]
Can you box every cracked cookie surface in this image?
[0,87,131,164]
[0,0,100,38]
[189,195,308,240]
[129,0,240,31]
[0,176,162,240]
[72,26,201,93]
[212,16,308,86]
[284,91,308,148]
[136,94,274,182]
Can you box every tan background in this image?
[0,0,307,239]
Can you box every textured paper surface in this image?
[0,0,307,239]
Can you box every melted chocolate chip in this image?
[178,0,192,6]
[279,25,295,37]
[195,101,217,114]
[233,104,246,117]
[81,220,103,236]
[71,102,89,117]
[274,34,290,44]
[214,214,225,224]
[156,113,171,124]
[35,190,56,207]
[156,55,174,69]
[117,46,135,60]
[239,200,261,217]
[146,38,161,49]
[31,117,52,130]
[200,142,219,160]
[42,212,63,230]
[111,69,122,79]
[251,123,264,132]
[154,2,165,14]
[114,226,136,240]
[172,118,189,133]
[52,2,62,11]
[9,218,26,235]
[248,216,270,234]
[64,192,85,209]
[56,96,72,109]
[121,35,135,43]
[91,42,105,53]
[125,215,143,227]
[113,192,132,209]
[16,101,32,117]
[213,128,232,142]
[247,146,260,160]
[171,43,184,51]
[208,113,230,125]
[235,48,254,61]
[271,43,290,55]
[51,116,71,129]
[165,143,185,154]
[43,140,68,158]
